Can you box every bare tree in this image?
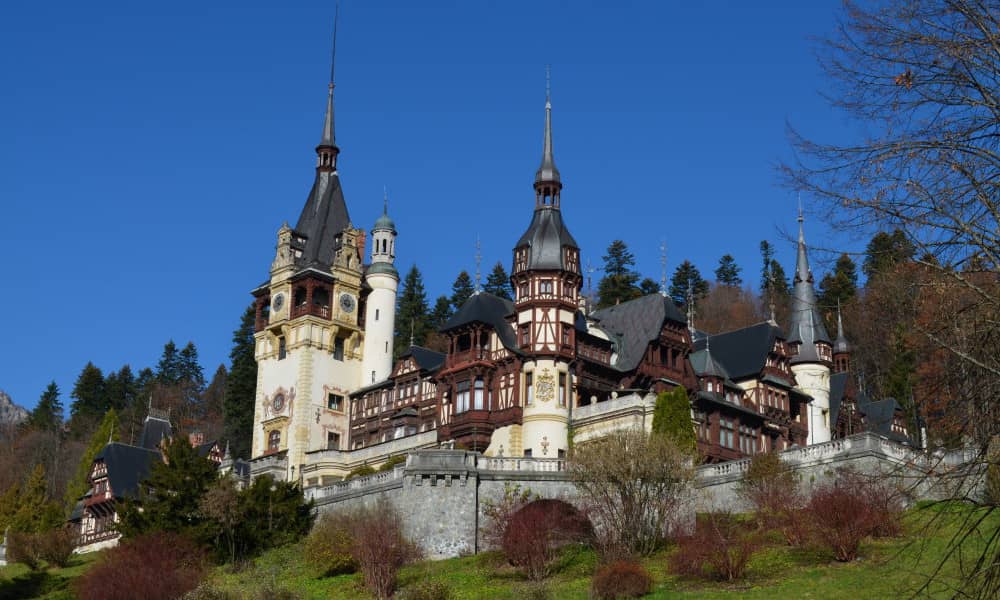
[568,428,694,559]
[784,1,1000,596]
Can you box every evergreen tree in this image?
[714,254,743,286]
[395,265,431,357]
[668,260,709,307]
[451,270,475,311]
[119,435,218,544]
[178,342,206,392]
[8,464,63,533]
[596,240,642,308]
[650,387,696,452]
[863,229,915,280]
[103,365,137,413]
[69,362,106,435]
[768,260,790,297]
[760,240,776,293]
[64,409,119,514]
[484,262,513,300]
[202,364,227,437]
[818,253,858,319]
[429,295,453,330]
[224,305,257,460]
[156,340,182,385]
[639,278,661,295]
[26,381,62,432]
[235,475,314,555]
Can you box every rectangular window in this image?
[278,336,287,360]
[327,393,344,411]
[520,324,530,347]
[523,448,532,457]
[558,372,566,407]
[525,372,534,405]
[333,337,344,361]
[327,431,340,450]
[473,378,485,410]
[720,417,735,449]
[375,308,380,321]
[455,381,470,414]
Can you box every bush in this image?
[75,532,208,600]
[591,560,653,599]
[501,499,592,580]
[378,455,407,472]
[737,451,809,545]
[806,479,877,562]
[304,512,357,576]
[36,528,75,568]
[350,501,421,599]
[669,512,759,581]
[840,470,904,538]
[346,465,377,480]
[396,580,453,600]
[481,483,536,551]
[7,531,42,571]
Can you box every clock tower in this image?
[250,69,366,480]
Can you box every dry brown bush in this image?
[349,501,421,599]
[75,532,207,600]
[669,511,760,581]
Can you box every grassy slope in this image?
[0,553,100,600]
[211,503,998,599]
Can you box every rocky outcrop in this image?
[0,390,28,425]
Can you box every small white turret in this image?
[361,199,399,386]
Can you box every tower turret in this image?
[833,301,851,373]
[362,193,399,385]
[787,209,834,444]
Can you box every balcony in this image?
[290,303,331,320]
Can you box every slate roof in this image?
[196,441,218,458]
[693,321,785,381]
[294,171,350,267]
[404,346,446,372]
[689,348,732,382]
[443,292,521,354]
[590,294,687,372]
[94,442,162,500]
[138,416,172,450]
[514,207,578,271]
[695,391,765,419]
[829,371,850,426]
[788,218,831,363]
[859,396,909,443]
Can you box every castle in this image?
[245,54,910,487]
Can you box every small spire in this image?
[317,4,340,169]
[534,65,561,205]
[768,298,777,326]
[383,185,388,215]
[474,236,482,293]
[686,279,696,334]
[659,240,668,296]
[409,320,415,347]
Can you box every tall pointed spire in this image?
[787,204,831,364]
[834,300,850,354]
[534,65,562,207]
[316,3,340,171]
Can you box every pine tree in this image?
[395,265,431,357]
[224,304,257,460]
[484,262,513,300]
[818,253,858,321]
[429,295,453,330]
[639,278,661,295]
[863,229,915,280]
[203,364,227,437]
[119,435,218,544]
[668,260,708,307]
[715,254,743,286]
[69,362,106,435]
[64,409,119,514]
[10,464,63,533]
[650,387,696,452]
[596,240,642,308]
[760,240,776,293]
[103,365,137,413]
[451,270,475,311]
[26,381,62,432]
[156,340,182,385]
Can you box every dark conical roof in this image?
[515,208,578,270]
[788,213,831,364]
[834,303,850,354]
[534,96,560,186]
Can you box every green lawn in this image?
[3,503,995,599]
[0,553,100,600]
[210,502,998,599]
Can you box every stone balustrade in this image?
[478,456,566,472]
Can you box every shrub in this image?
[350,501,421,599]
[569,428,695,558]
[501,499,592,580]
[806,479,877,562]
[737,451,809,545]
[591,560,653,599]
[75,532,208,600]
[36,528,75,568]
[839,470,904,538]
[396,580,453,600]
[481,482,536,551]
[378,455,407,472]
[7,531,42,571]
[669,512,759,581]
[304,512,357,576]
[346,465,377,480]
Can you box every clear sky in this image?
[1,0,859,411]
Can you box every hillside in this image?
[0,390,28,425]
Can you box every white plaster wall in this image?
[361,274,397,385]
[792,363,831,444]
[521,359,570,457]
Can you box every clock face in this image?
[339,293,355,313]
[272,393,285,413]
[272,293,285,312]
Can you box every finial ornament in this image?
[474,236,482,293]
[330,0,339,86]
[545,64,551,104]
[383,185,388,215]
[659,240,668,296]
[686,279,695,333]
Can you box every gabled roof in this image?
[693,321,785,381]
[138,416,172,450]
[859,395,910,443]
[94,442,162,500]
[294,171,350,267]
[196,440,219,458]
[443,292,521,354]
[590,294,687,372]
[403,346,446,372]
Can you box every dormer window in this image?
[539,280,553,295]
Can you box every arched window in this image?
[268,430,281,452]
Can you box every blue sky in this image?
[1,0,860,411]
